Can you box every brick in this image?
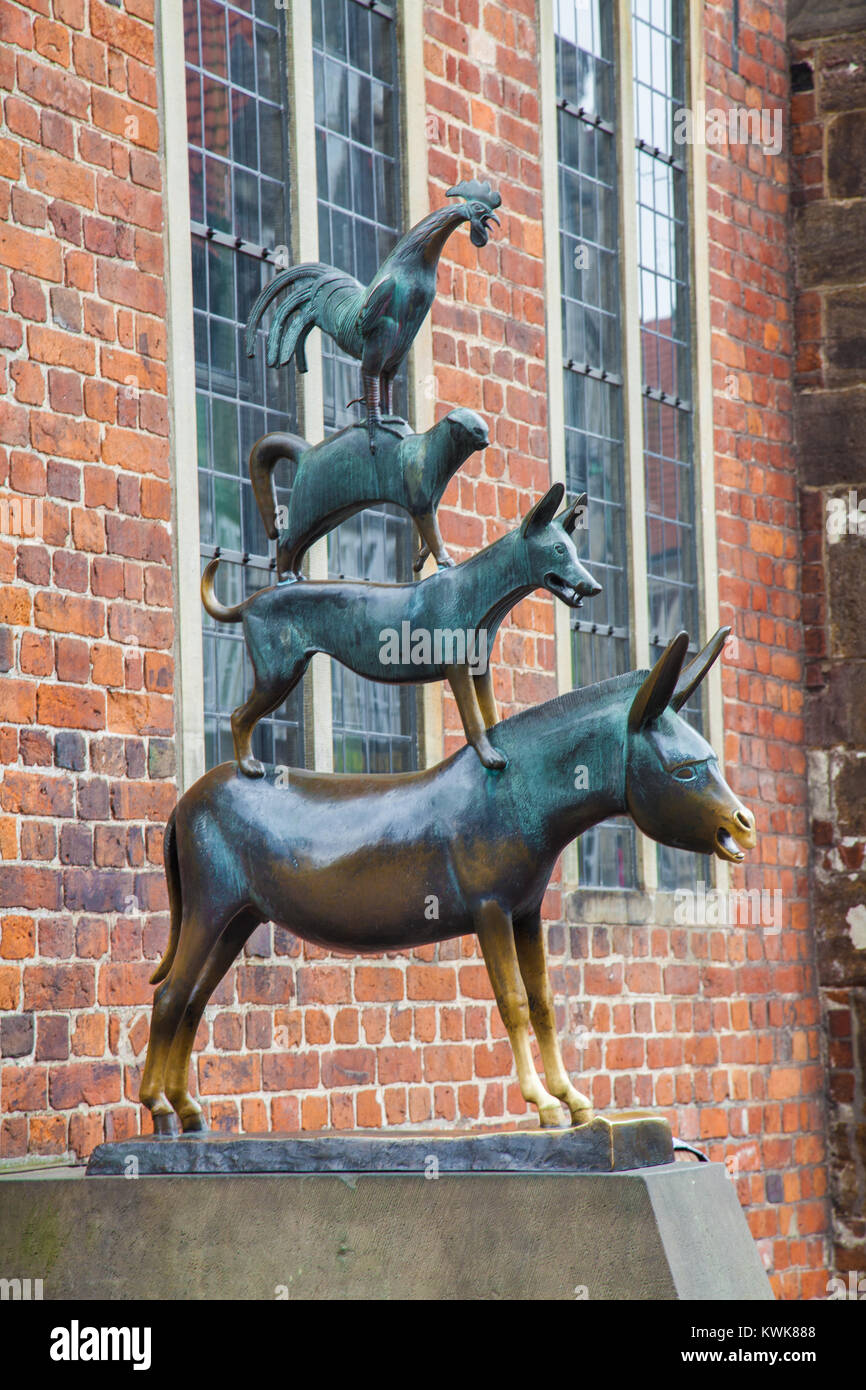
[97,256,164,310]
[34,17,71,68]
[23,964,93,1009]
[0,1013,34,1059]
[0,770,73,817]
[91,0,154,65]
[34,592,103,636]
[50,1063,120,1110]
[198,1055,259,1096]
[27,324,95,374]
[17,54,89,118]
[0,1,35,50]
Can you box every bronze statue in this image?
[201,483,598,777]
[139,629,755,1137]
[248,409,490,580]
[244,180,501,447]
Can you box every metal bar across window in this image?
[190,219,289,267]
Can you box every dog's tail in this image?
[150,806,181,985]
[201,558,248,623]
[249,431,308,540]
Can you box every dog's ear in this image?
[560,492,588,535]
[520,483,564,537]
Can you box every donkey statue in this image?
[140,628,755,1136]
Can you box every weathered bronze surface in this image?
[139,629,755,1137]
[87,1114,673,1175]
[245,180,501,447]
[248,409,489,579]
[200,482,599,776]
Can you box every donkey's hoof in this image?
[238,756,265,779]
[180,1111,208,1134]
[569,1106,594,1128]
[538,1101,567,1129]
[151,1112,178,1137]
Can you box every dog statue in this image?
[201,482,600,777]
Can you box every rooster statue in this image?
[244,180,501,450]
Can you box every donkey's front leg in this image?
[514,910,593,1127]
[475,899,564,1127]
[446,664,506,770]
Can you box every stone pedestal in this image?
[0,1134,772,1300]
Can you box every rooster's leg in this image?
[363,372,381,452]
[379,373,407,430]
[373,372,407,441]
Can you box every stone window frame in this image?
[539,0,727,903]
[158,0,434,790]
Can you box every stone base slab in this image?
[85,1114,673,1176]
[0,1160,773,1300]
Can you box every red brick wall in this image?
[0,0,175,1158]
[0,0,834,1300]
[699,0,828,1297]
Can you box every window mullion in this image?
[398,0,440,769]
[615,0,655,893]
[686,0,726,893]
[159,0,205,792]
[539,0,572,705]
[287,0,334,773]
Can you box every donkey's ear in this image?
[559,492,588,535]
[670,627,730,711]
[628,631,690,731]
[520,483,564,536]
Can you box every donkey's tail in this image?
[249,431,308,540]
[201,558,248,623]
[150,807,181,984]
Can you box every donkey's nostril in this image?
[735,809,754,831]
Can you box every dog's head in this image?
[518,484,601,609]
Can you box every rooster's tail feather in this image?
[244,262,333,358]
[268,285,318,368]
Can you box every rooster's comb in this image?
[445,179,502,210]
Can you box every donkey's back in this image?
[172,757,549,954]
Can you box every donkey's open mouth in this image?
[715,814,756,862]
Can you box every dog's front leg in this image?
[446,664,507,770]
[472,666,498,729]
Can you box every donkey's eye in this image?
[673,765,697,782]
[554,543,566,555]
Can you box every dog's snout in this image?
[584,578,602,597]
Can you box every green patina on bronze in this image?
[139,630,756,1137]
[200,482,599,776]
[244,180,501,449]
[248,409,490,580]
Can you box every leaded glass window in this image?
[555,0,637,888]
[185,0,303,770]
[312,0,418,773]
[633,0,704,889]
